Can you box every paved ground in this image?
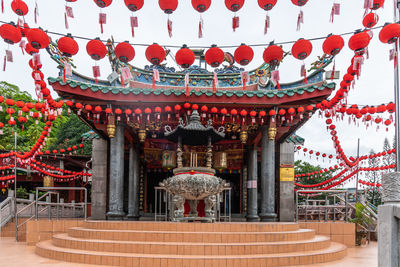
[0,237,378,267]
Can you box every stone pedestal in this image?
[91,138,108,220]
[260,126,277,221]
[127,145,140,220]
[246,146,259,222]
[378,172,400,267]
[107,125,126,220]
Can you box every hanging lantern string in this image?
[0,20,386,49]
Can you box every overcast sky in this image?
[0,0,396,176]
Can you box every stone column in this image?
[260,126,277,221]
[378,172,400,267]
[279,141,295,222]
[91,138,108,220]
[127,144,140,220]
[106,124,125,219]
[246,146,259,222]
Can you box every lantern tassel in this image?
[198,16,203,38]
[120,73,125,87]
[213,71,218,93]
[34,1,39,24]
[167,17,173,38]
[65,12,69,29]
[130,16,138,38]
[185,73,190,97]
[1,0,3,13]
[297,10,303,31]
[2,55,6,72]
[264,14,270,35]
[99,13,106,34]
[232,15,239,31]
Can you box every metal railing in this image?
[296,190,349,222]
[15,187,87,241]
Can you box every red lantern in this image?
[115,41,135,63]
[86,38,107,60]
[192,0,211,12]
[343,74,354,84]
[379,23,400,44]
[16,101,24,108]
[125,109,132,115]
[175,45,195,68]
[371,0,384,10]
[205,45,224,67]
[25,43,38,55]
[292,39,312,60]
[225,0,244,12]
[155,107,162,113]
[94,106,102,113]
[159,0,178,14]
[269,109,276,116]
[174,104,181,112]
[145,43,166,65]
[57,34,79,57]
[115,108,122,115]
[144,108,151,114]
[183,103,191,109]
[234,44,254,66]
[291,0,308,6]
[94,0,112,8]
[258,0,277,11]
[27,28,50,49]
[11,0,29,16]
[0,22,22,45]
[124,0,144,11]
[201,105,209,112]
[385,119,391,126]
[278,109,286,116]
[348,31,370,54]
[165,106,172,112]
[85,105,93,111]
[363,13,379,28]
[322,35,344,56]
[5,99,15,106]
[263,44,283,66]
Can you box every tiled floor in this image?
[0,237,377,267]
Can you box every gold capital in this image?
[268,127,277,140]
[107,124,116,138]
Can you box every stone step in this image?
[52,233,331,255]
[67,227,316,243]
[35,239,347,266]
[83,221,299,232]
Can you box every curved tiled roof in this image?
[48,77,335,99]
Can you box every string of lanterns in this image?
[2,0,387,38]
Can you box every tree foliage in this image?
[295,160,336,185]
[0,81,91,155]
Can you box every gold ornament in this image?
[107,124,116,138]
[268,127,277,140]
[240,130,248,144]
[43,176,54,187]
[138,129,146,142]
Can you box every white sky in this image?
[0,0,396,176]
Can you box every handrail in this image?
[0,197,13,230]
[15,187,87,242]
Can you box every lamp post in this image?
[394,0,400,171]
[14,130,17,241]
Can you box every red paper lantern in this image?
[371,0,384,10]
[25,43,38,55]
[125,109,132,115]
[175,45,195,68]
[221,108,228,115]
[115,108,122,115]
[211,107,218,113]
[85,105,93,111]
[258,0,277,11]
[322,35,344,56]
[263,44,283,66]
[297,106,305,113]
[363,13,379,28]
[385,119,391,126]
[0,22,22,45]
[164,106,172,112]
[234,44,254,66]
[5,99,15,106]
[379,23,400,44]
[288,108,295,115]
[269,109,276,116]
[205,45,224,67]
[225,0,244,12]
[124,0,144,11]
[27,28,50,49]
[348,31,370,54]
[86,38,107,60]
[144,108,151,114]
[174,104,181,111]
[105,107,112,114]
[292,39,312,60]
[183,103,191,109]
[8,120,16,126]
[115,41,135,63]
[16,101,24,108]
[75,103,83,109]
[343,74,354,84]
[240,109,247,116]
[57,34,79,57]
[192,0,211,12]
[201,105,209,112]
[94,106,102,113]
[278,109,286,116]
[259,110,266,117]
[11,0,29,16]
[94,0,112,8]
[306,105,313,111]
[291,0,308,6]
[249,110,257,117]
[155,107,162,113]
[159,0,178,14]
[145,43,166,65]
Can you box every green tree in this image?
[295,160,336,185]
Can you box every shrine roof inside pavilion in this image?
[47,41,335,144]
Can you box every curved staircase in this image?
[35,221,347,266]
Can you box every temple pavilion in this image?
[47,41,334,222]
